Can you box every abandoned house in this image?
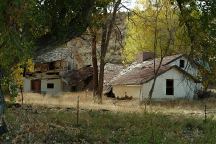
[109,54,203,101]
[23,48,93,95]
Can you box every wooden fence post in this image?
[77,96,80,126]
[204,105,207,122]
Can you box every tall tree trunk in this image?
[91,34,99,99]
[96,0,122,103]
[97,59,105,103]
[147,1,160,103]
[148,57,164,101]
[0,70,7,135]
[20,86,24,105]
[147,1,172,103]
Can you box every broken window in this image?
[47,83,54,89]
[179,59,185,68]
[166,79,174,95]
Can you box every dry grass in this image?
[2,92,216,143]
[2,104,216,143]
[15,92,143,113]
[13,92,216,118]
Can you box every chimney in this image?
[137,52,155,62]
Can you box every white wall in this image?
[23,78,31,92]
[112,68,202,101]
[167,56,198,77]
[140,68,201,101]
[41,79,62,95]
[112,85,141,99]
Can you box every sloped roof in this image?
[110,65,170,85]
[145,54,183,66]
[110,65,199,85]
[110,54,199,85]
[34,48,72,63]
[104,63,124,86]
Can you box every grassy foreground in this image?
[0,105,216,144]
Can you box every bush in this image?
[196,90,212,99]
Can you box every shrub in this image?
[196,90,212,99]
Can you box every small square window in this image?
[180,60,185,68]
[47,83,54,89]
[166,79,174,95]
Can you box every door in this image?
[31,79,41,93]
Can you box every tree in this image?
[123,0,192,103]
[0,0,98,133]
[88,0,111,101]
[0,0,98,95]
[33,0,96,53]
[123,0,190,63]
[176,0,216,89]
[88,0,122,103]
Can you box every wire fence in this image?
[204,105,216,122]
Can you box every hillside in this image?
[63,13,127,66]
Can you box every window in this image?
[166,79,174,95]
[49,62,55,70]
[179,59,185,68]
[47,83,54,89]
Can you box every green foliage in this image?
[123,0,191,63]
[0,0,36,99]
[0,0,99,96]
[33,0,96,51]
[176,0,216,85]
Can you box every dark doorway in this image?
[31,79,41,93]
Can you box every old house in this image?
[109,54,203,100]
[23,48,93,95]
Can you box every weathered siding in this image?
[112,85,141,99]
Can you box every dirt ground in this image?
[13,92,216,119]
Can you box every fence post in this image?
[77,96,80,126]
[20,86,24,105]
[204,105,207,122]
